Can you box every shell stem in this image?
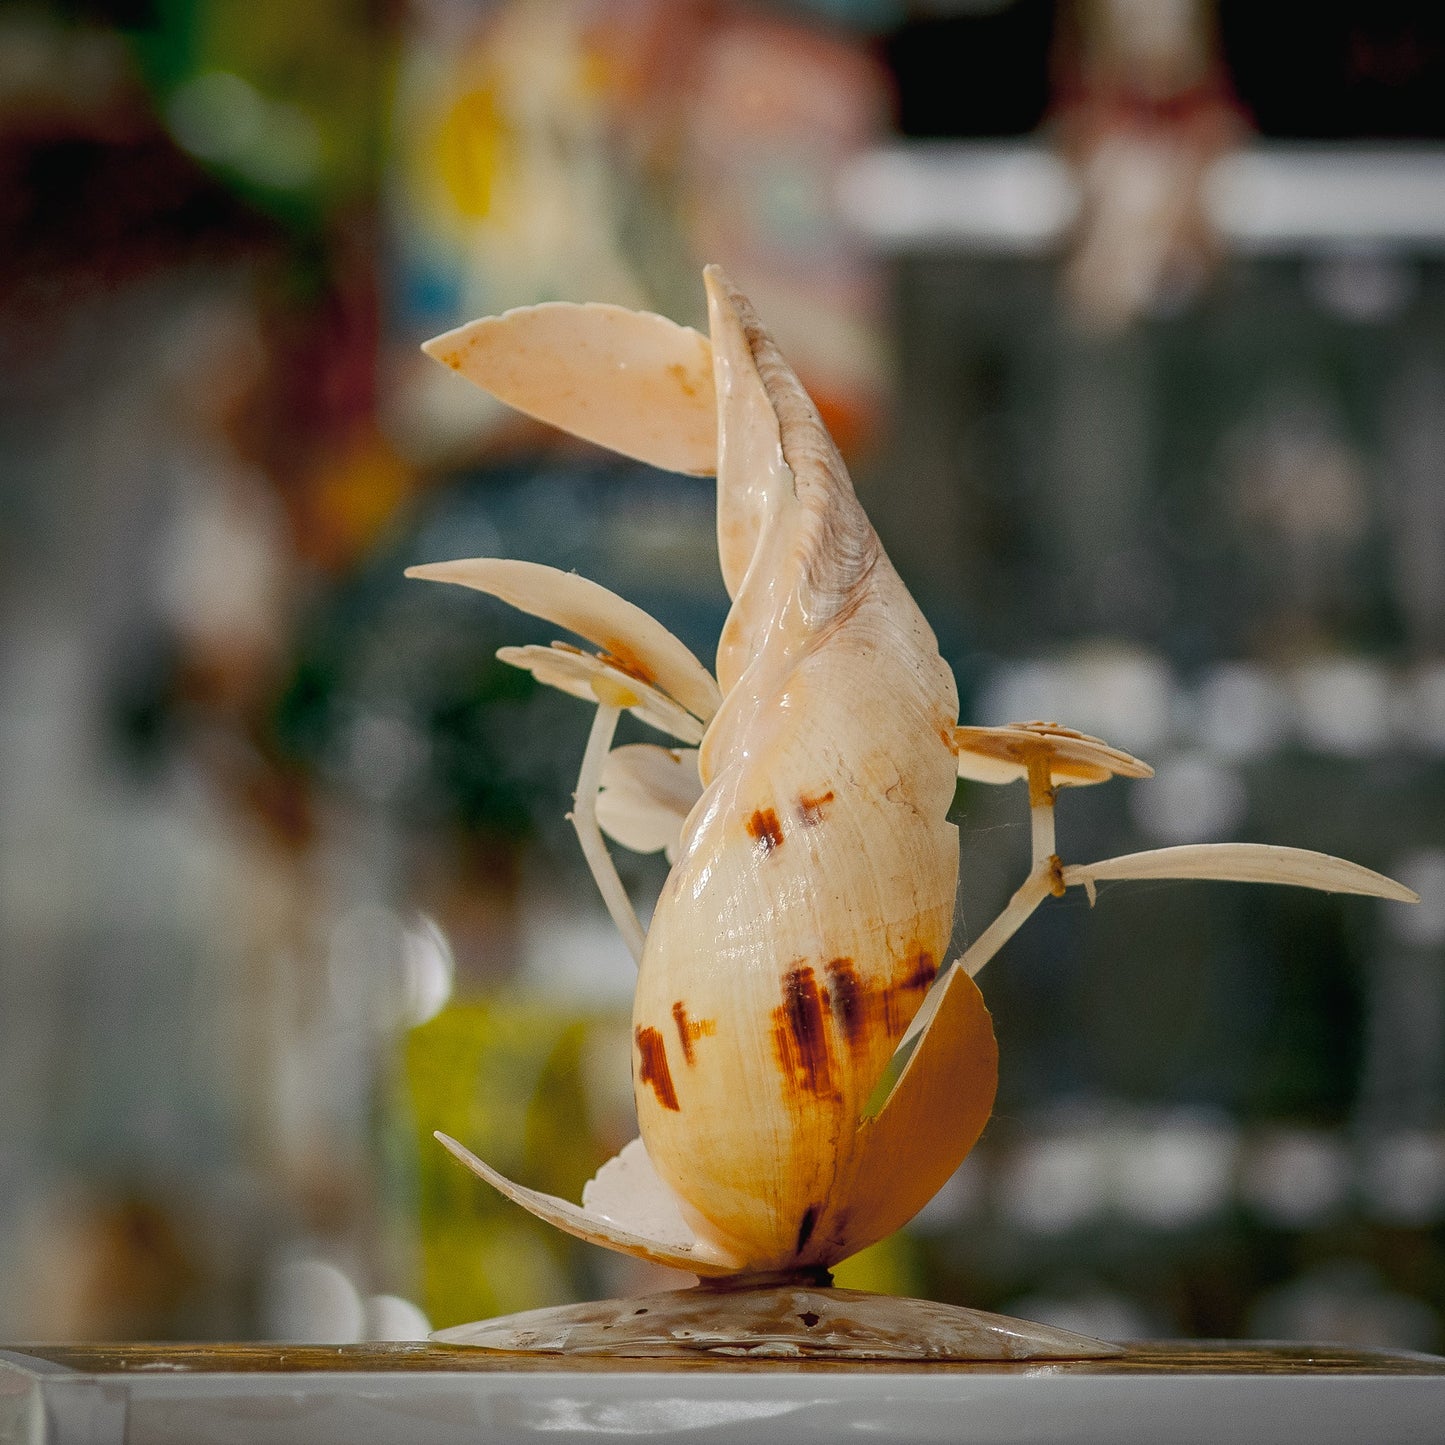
[1029,800,1056,865]
[899,862,1054,1053]
[962,865,1054,979]
[1026,754,1057,865]
[569,702,646,965]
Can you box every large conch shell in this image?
[634,272,996,1271]
[409,267,1416,1282]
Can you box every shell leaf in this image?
[406,558,721,725]
[1063,843,1418,901]
[422,302,717,476]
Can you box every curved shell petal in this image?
[498,644,705,744]
[954,722,1153,787]
[422,303,717,476]
[434,1133,741,1276]
[596,745,703,861]
[631,268,964,1271]
[827,967,997,1262]
[406,558,721,725]
[1064,843,1419,901]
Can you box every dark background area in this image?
[0,0,1442,1349]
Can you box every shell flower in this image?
[953,721,1153,790]
[408,268,1417,1286]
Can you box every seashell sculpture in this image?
[407,267,1417,1360]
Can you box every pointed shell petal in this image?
[433,1133,741,1276]
[596,745,703,861]
[703,266,794,605]
[406,558,721,724]
[497,645,705,744]
[1062,843,1419,902]
[422,303,717,476]
[823,966,998,1262]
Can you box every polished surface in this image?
[5,1340,1443,1445]
[12,1339,1445,1373]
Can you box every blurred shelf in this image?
[839,143,1445,253]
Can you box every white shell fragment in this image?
[422,302,717,476]
[580,1136,707,1250]
[596,745,703,861]
[706,268,795,607]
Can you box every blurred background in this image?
[1,0,1443,1351]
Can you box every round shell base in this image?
[431,1279,1124,1361]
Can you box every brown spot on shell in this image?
[824,950,938,1055]
[671,1002,716,1066]
[796,789,835,826]
[897,948,938,992]
[746,807,784,855]
[824,957,865,1046]
[771,965,836,1098]
[635,1026,680,1111]
[1047,853,1067,897]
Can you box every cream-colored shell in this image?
[631,272,976,1269]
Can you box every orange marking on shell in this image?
[823,950,937,1058]
[671,1002,716,1066]
[746,807,784,855]
[598,641,658,688]
[796,789,835,826]
[823,957,867,1048]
